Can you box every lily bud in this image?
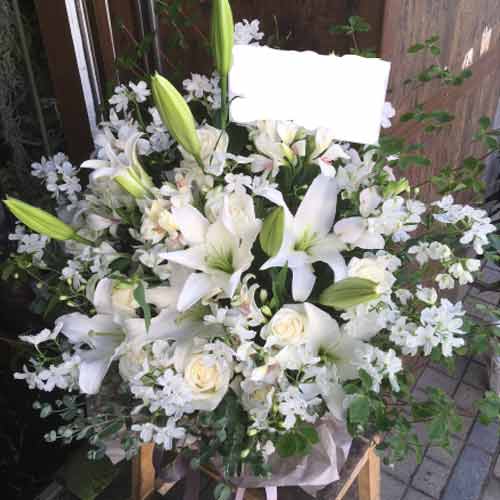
[318,277,379,310]
[115,165,153,199]
[211,0,234,77]
[383,179,410,198]
[259,207,285,257]
[3,198,90,244]
[151,73,201,161]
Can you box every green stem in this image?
[220,75,228,129]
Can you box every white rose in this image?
[112,285,139,317]
[93,278,138,320]
[347,256,395,294]
[177,340,233,411]
[222,192,261,239]
[119,348,147,381]
[266,307,307,346]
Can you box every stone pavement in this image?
[379,264,500,500]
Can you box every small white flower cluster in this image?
[183,72,221,110]
[408,240,482,290]
[15,353,80,392]
[433,195,495,254]
[31,153,82,205]
[109,81,151,113]
[234,19,265,45]
[182,19,264,111]
[8,224,49,266]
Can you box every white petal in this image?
[177,272,215,311]
[291,264,316,301]
[145,287,179,310]
[93,278,113,314]
[57,313,119,345]
[172,205,209,245]
[78,352,112,394]
[80,159,109,170]
[295,175,338,236]
[359,187,382,217]
[304,302,341,350]
[309,236,347,280]
[162,245,207,271]
[334,217,364,244]
[356,231,385,250]
[320,382,346,421]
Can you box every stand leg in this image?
[357,447,380,500]
[131,443,156,500]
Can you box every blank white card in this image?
[229,45,391,145]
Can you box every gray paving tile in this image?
[411,458,450,498]
[426,436,463,467]
[494,454,500,479]
[429,356,468,379]
[454,383,483,415]
[468,286,500,305]
[464,298,498,322]
[452,415,475,440]
[403,488,433,500]
[463,360,489,389]
[441,445,492,500]
[415,367,458,396]
[383,452,418,482]
[478,265,500,285]
[381,472,406,500]
[468,420,500,454]
[482,478,500,500]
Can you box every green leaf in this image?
[408,42,425,53]
[349,395,370,425]
[259,207,285,257]
[298,424,320,444]
[133,282,151,332]
[276,433,297,457]
[269,264,289,310]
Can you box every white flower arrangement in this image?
[4,0,500,489]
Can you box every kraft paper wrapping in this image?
[103,417,352,497]
[230,417,352,497]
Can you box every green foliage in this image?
[477,391,500,427]
[329,16,375,57]
[276,423,319,458]
[133,282,151,331]
[195,391,270,478]
[400,104,454,133]
[268,264,289,311]
[329,16,370,36]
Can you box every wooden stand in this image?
[131,437,381,500]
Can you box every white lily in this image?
[56,308,203,394]
[260,175,346,301]
[311,128,349,178]
[93,277,186,323]
[160,204,257,311]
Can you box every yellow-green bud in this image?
[318,277,379,310]
[211,0,234,77]
[261,305,273,317]
[3,198,91,244]
[151,73,201,161]
[383,179,410,198]
[259,207,285,257]
[115,166,152,199]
